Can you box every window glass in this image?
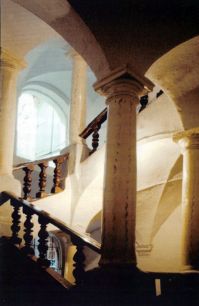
[17,93,66,160]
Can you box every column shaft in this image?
[0,49,25,175]
[174,129,199,270]
[94,67,153,266]
[102,94,137,264]
[96,77,149,266]
[69,52,87,144]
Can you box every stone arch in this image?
[12,0,110,79]
[146,36,199,129]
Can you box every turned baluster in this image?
[36,162,48,198]
[37,216,50,268]
[90,124,101,154]
[21,206,34,255]
[22,164,34,200]
[51,157,65,193]
[72,237,86,285]
[10,199,22,245]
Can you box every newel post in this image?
[94,67,153,266]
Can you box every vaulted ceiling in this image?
[2,0,199,129]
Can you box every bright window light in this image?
[16,93,66,161]
[17,93,37,160]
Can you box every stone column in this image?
[0,48,25,184]
[67,51,89,223]
[173,128,199,270]
[69,51,87,145]
[94,67,153,266]
[0,49,25,236]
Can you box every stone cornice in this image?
[94,64,154,97]
[0,48,26,71]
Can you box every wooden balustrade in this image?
[51,156,66,194]
[71,237,86,285]
[79,108,107,154]
[79,94,154,154]
[13,152,69,201]
[21,206,34,255]
[36,162,48,198]
[37,216,51,268]
[22,165,34,200]
[2,192,101,285]
[10,198,22,245]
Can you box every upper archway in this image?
[146,36,199,129]
[11,0,110,79]
[12,0,199,81]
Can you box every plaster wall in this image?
[17,95,186,272]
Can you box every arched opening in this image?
[32,232,65,275]
[16,92,67,161]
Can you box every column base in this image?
[68,265,155,305]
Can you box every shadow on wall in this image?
[84,212,101,271]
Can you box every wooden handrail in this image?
[1,191,101,285]
[2,191,101,254]
[78,93,154,154]
[79,107,107,139]
[12,152,69,200]
[79,92,164,147]
[79,108,107,154]
[13,152,69,171]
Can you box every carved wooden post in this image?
[10,199,22,245]
[90,124,101,154]
[21,206,34,255]
[51,157,65,193]
[37,216,50,268]
[22,164,34,200]
[36,162,48,198]
[71,237,86,285]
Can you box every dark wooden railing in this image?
[79,95,149,154]
[1,191,101,285]
[79,92,164,154]
[79,108,107,154]
[13,153,69,201]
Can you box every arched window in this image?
[32,233,64,275]
[16,92,67,161]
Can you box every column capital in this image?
[94,64,154,99]
[173,128,199,150]
[0,48,26,71]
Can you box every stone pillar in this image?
[0,49,25,235]
[67,51,89,223]
[174,128,199,270]
[94,67,153,266]
[0,49,25,183]
[69,51,87,145]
